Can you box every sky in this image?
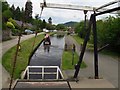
[6,0,119,24]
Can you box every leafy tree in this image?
[9,4,15,19]
[14,6,21,20]
[2,9,12,20]
[41,19,46,29]
[6,21,15,29]
[8,18,20,29]
[2,2,9,12]
[2,9,13,30]
[20,7,25,21]
[48,17,52,24]
[74,21,87,38]
[46,23,55,30]
[56,24,66,31]
[25,0,33,23]
[32,14,42,32]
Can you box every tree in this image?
[2,9,13,23]
[25,0,33,23]
[56,24,66,31]
[41,19,46,29]
[2,2,9,12]
[32,14,42,31]
[48,17,52,24]
[74,21,87,38]
[14,6,21,20]
[35,14,39,20]
[95,16,120,52]
[6,21,15,29]
[9,4,15,19]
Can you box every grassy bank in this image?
[62,50,87,70]
[2,34,44,79]
[72,35,94,50]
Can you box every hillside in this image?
[63,21,78,27]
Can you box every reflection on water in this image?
[50,36,65,49]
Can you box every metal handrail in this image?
[22,66,64,80]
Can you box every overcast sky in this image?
[6,0,118,24]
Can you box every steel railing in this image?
[22,66,64,80]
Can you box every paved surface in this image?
[64,35,118,88]
[0,33,44,89]
[69,78,115,88]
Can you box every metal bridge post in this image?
[84,10,88,30]
[92,13,99,79]
[73,15,93,78]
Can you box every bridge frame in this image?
[40,0,120,79]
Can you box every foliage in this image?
[2,2,9,12]
[96,16,120,52]
[74,21,87,38]
[2,9,13,19]
[6,21,15,29]
[14,6,21,20]
[56,24,67,31]
[8,18,20,29]
[9,4,15,19]
[25,1,33,23]
[48,17,52,24]
[11,29,21,36]
[46,23,56,30]
[74,15,120,53]
[41,19,46,29]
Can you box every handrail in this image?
[22,66,64,80]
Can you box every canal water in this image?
[28,35,65,79]
[29,35,65,67]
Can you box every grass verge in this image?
[2,34,44,79]
[62,50,87,70]
[72,35,94,50]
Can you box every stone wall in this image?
[2,29,11,41]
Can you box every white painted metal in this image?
[27,67,29,79]
[58,67,64,79]
[22,66,64,80]
[56,68,59,79]
[21,67,28,79]
[42,67,44,79]
[40,3,118,14]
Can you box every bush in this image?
[12,29,20,36]
[6,21,15,29]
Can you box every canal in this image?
[29,35,65,67]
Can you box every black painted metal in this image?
[73,15,93,78]
[9,35,21,90]
[73,5,120,79]
[95,6,120,16]
[98,44,109,52]
[92,13,99,79]
[84,10,88,30]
